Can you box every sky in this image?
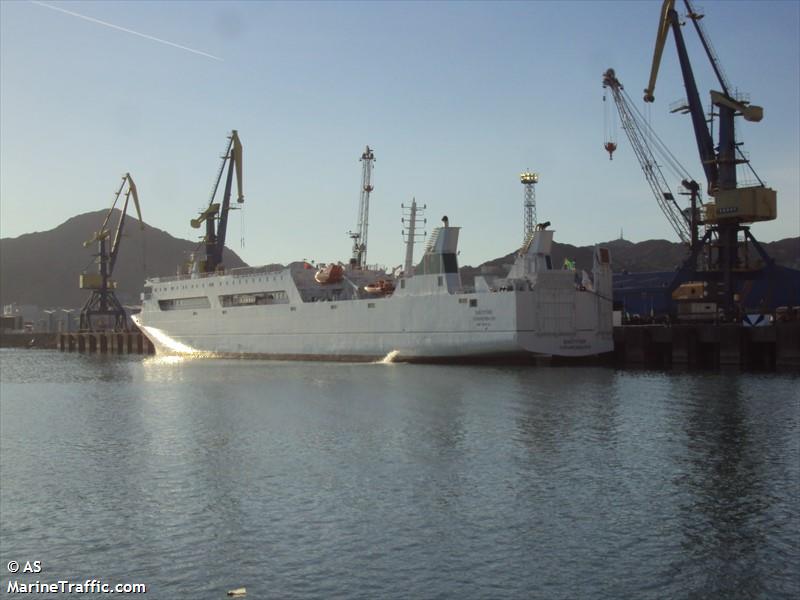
[1,0,798,271]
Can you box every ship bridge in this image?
[396,218,462,296]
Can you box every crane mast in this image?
[191,130,244,274]
[349,146,375,268]
[79,173,143,332]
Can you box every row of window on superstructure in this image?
[159,290,289,311]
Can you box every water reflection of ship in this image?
[512,368,619,458]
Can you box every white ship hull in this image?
[134,228,614,362]
[135,291,611,361]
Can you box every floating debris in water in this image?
[227,588,246,597]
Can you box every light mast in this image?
[520,170,539,243]
[349,146,375,268]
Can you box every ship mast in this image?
[349,146,375,268]
[401,198,426,276]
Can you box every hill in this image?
[0,210,247,309]
[2,212,796,308]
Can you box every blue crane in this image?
[191,130,244,273]
[641,0,778,318]
[79,173,143,331]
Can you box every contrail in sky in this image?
[31,0,223,61]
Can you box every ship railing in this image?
[229,266,283,278]
[355,263,392,275]
[148,265,285,284]
[148,272,217,284]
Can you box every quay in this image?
[0,332,59,349]
[58,331,154,355]
[611,321,800,370]
[2,325,797,370]
[0,331,153,354]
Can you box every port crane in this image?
[191,130,244,273]
[622,0,777,318]
[348,146,375,268]
[79,173,143,332]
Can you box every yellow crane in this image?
[191,130,244,273]
[79,173,143,331]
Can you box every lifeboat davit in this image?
[364,279,395,295]
[315,263,343,284]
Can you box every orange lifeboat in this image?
[314,263,343,284]
[364,279,395,295]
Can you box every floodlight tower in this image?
[349,146,375,268]
[520,170,539,243]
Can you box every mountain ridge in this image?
[2,211,797,308]
[1,210,247,309]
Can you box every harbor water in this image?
[1,349,798,598]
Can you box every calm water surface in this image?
[1,349,798,598]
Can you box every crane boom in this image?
[644,0,718,195]
[109,174,142,274]
[603,69,692,243]
[85,176,126,248]
[683,0,729,97]
[643,0,674,104]
[683,1,762,125]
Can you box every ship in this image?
[133,218,614,362]
[132,135,613,362]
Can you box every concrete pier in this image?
[613,322,800,370]
[3,324,797,369]
[58,331,154,355]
